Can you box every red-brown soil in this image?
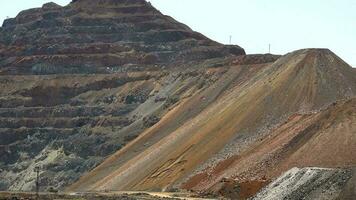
[1,1,356,198]
[185,98,356,193]
[69,49,356,196]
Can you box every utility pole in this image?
[229,35,232,44]
[34,166,40,200]
[269,44,271,54]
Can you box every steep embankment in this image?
[252,167,356,200]
[0,0,248,191]
[187,97,356,199]
[69,48,356,194]
[2,0,355,197]
[184,49,356,194]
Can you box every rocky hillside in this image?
[252,167,356,200]
[69,48,356,198]
[1,0,356,199]
[182,49,356,192]
[0,0,249,191]
[0,0,244,75]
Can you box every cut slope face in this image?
[0,58,275,191]
[69,48,356,192]
[0,0,244,75]
[0,0,249,191]
[252,167,355,200]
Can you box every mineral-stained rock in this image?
[0,0,245,75]
[2,0,355,198]
[0,0,248,191]
[68,49,356,195]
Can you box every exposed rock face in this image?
[0,0,244,75]
[2,1,356,198]
[68,48,356,194]
[0,0,248,192]
[252,167,356,200]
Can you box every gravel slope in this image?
[252,167,355,200]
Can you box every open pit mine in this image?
[0,0,355,199]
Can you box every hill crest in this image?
[0,0,245,75]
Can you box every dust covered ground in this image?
[0,191,215,200]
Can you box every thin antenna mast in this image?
[269,44,271,54]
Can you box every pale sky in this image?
[1,0,355,67]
